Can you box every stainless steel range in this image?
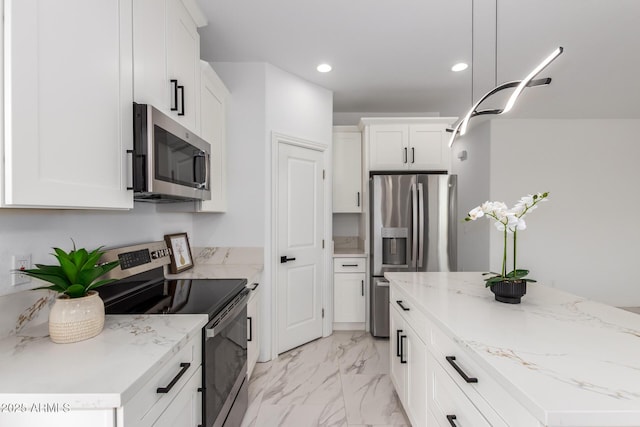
[98,241,249,427]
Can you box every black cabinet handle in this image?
[357,191,360,207]
[361,280,364,296]
[412,147,415,163]
[396,300,410,311]
[177,85,185,116]
[250,283,259,291]
[280,256,296,263]
[446,415,458,427]
[400,335,407,364]
[170,79,179,111]
[342,263,358,267]
[126,149,134,190]
[396,329,403,357]
[404,147,408,163]
[156,362,190,393]
[446,356,478,383]
[247,316,253,342]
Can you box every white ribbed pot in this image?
[48,290,105,344]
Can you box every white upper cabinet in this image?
[2,0,134,209]
[198,62,229,213]
[133,0,206,134]
[332,126,362,213]
[362,118,457,172]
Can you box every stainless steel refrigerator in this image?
[370,174,457,337]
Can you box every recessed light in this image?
[317,63,332,73]
[451,62,469,72]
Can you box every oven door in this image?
[204,293,248,427]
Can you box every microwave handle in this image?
[194,151,209,189]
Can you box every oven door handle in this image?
[205,291,249,339]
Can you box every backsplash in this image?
[333,236,365,251]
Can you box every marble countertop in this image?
[0,314,207,409]
[385,272,640,427]
[333,248,367,257]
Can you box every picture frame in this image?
[164,232,194,274]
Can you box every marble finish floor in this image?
[241,331,410,427]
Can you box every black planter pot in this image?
[490,279,527,304]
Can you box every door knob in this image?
[280,256,296,263]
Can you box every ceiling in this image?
[197,0,640,119]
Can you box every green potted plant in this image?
[464,192,549,303]
[22,244,119,343]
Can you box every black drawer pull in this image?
[396,329,403,357]
[250,283,259,291]
[342,263,358,267]
[400,335,407,364]
[361,280,364,296]
[247,316,253,342]
[157,362,191,393]
[396,300,410,311]
[447,414,458,426]
[357,191,360,207]
[446,356,478,383]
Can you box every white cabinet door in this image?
[368,124,409,171]
[409,124,448,171]
[133,0,203,134]
[332,129,362,212]
[389,305,406,403]
[333,273,365,323]
[3,0,133,209]
[247,285,261,378]
[152,366,202,427]
[166,0,200,132]
[198,62,229,212]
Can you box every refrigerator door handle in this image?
[411,182,418,268]
[417,182,425,268]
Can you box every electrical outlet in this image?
[11,254,32,286]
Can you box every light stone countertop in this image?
[385,272,640,427]
[333,248,367,257]
[0,314,207,409]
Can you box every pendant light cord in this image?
[471,0,474,106]
[495,0,498,86]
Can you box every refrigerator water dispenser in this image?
[381,227,408,267]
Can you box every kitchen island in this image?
[385,272,640,427]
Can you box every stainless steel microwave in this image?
[132,103,211,202]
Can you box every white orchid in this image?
[465,191,549,284]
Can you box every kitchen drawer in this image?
[123,334,202,427]
[333,257,366,273]
[390,285,430,343]
[430,322,539,427]
[427,351,492,427]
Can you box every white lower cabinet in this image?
[389,299,427,427]
[427,352,490,427]
[247,282,261,378]
[151,366,202,427]
[121,333,202,427]
[333,257,366,327]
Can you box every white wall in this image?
[458,118,640,306]
[450,120,491,271]
[192,62,267,247]
[0,204,193,296]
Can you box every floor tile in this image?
[241,332,410,427]
[341,374,409,425]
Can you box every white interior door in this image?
[277,142,324,354]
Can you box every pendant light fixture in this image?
[448,1,564,147]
